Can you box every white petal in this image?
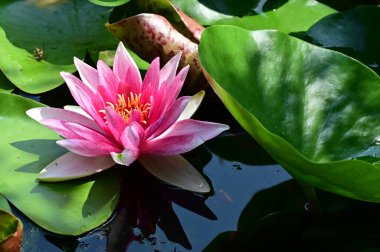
[64,105,92,119]
[26,107,102,132]
[138,154,210,193]
[177,90,205,121]
[38,152,115,181]
[111,148,139,166]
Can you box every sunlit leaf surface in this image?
[89,0,130,7]
[0,71,14,93]
[0,93,120,235]
[0,0,117,94]
[200,25,380,202]
[172,0,336,33]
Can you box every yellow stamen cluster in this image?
[100,92,151,124]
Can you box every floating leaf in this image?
[88,0,130,7]
[109,0,204,42]
[184,0,260,16]
[98,49,150,69]
[0,207,22,252]
[173,0,336,33]
[107,14,205,91]
[0,93,120,235]
[199,26,380,202]
[0,195,11,213]
[0,71,14,93]
[0,0,117,94]
[306,6,380,75]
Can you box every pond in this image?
[1,0,380,251]
[17,140,290,251]
[14,85,295,251]
[15,135,380,251]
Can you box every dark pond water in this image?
[10,82,380,252]
[12,134,380,251]
[14,133,291,251]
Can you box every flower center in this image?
[103,93,151,124]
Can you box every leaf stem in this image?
[300,184,322,213]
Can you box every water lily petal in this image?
[146,65,188,125]
[57,139,120,157]
[128,109,142,125]
[142,57,160,99]
[111,148,139,165]
[38,152,115,181]
[159,52,182,87]
[60,72,93,108]
[146,96,191,139]
[63,122,116,146]
[142,135,198,155]
[142,119,229,155]
[177,91,205,121]
[27,107,102,132]
[73,57,100,93]
[105,107,127,143]
[147,82,167,124]
[63,105,92,119]
[114,42,142,94]
[97,60,118,103]
[138,154,210,193]
[120,122,145,148]
[165,65,189,107]
[61,72,105,125]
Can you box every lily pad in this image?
[0,195,11,213]
[107,14,205,91]
[89,0,130,7]
[109,0,204,42]
[192,0,260,16]
[98,49,150,70]
[306,6,380,75]
[199,26,380,202]
[172,0,336,33]
[0,93,120,235]
[0,71,14,93]
[0,0,117,94]
[0,208,22,252]
[0,210,18,244]
[107,0,207,91]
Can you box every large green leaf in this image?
[109,0,205,42]
[0,195,11,213]
[199,26,380,202]
[306,6,380,75]
[0,93,120,235]
[0,0,117,94]
[0,71,14,93]
[190,0,260,16]
[98,49,150,70]
[107,0,207,91]
[107,14,205,92]
[0,209,22,252]
[89,0,130,7]
[0,210,18,244]
[0,195,22,252]
[172,0,336,33]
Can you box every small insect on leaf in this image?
[33,47,44,62]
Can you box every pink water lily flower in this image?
[27,42,229,192]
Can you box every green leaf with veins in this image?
[0,93,120,235]
[0,0,117,94]
[199,25,380,202]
